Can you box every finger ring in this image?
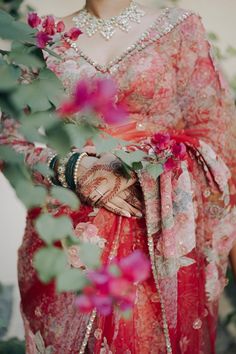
[95,189,103,196]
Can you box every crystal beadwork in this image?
[73,1,146,41]
[66,8,194,74]
[193,318,203,330]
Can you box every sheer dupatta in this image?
[137,13,236,353]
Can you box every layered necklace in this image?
[72,1,146,41]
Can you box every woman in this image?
[2,1,236,353]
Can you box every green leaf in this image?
[46,122,71,154]
[207,31,219,41]
[43,47,61,60]
[114,150,147,168]
[34,246,67,283]
[79,243,102,269]
[132,161,143,171]
[11,68,64,112]
[65,123,98,149]
[35,214,74,245]
[226,45,236,57]
[9,43,45,69]
[15,180,47,208]
[0,10,36,42]
[11,83,52,112]
[93,134,122,154]
[0,60,21,91]
[146,163,164,179]
[38,68,65,108]
[33,162,53,177]
[56,268,88,292]
[19,125,47,144]
[51,186,80,210]
[0,146,23,163]
[64,234,81,247]
[0,93,21,117]
[20,112,59,130]
[2,163,31,189]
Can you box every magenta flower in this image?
[59,78,128,125]
[119,250,151,282]
[42,15,56,36]
[56,21,65,33]
[87,268,110,294]
[151,132,171,151]
[28,12,41,28]
[36,31,52,49]
[75,250,151,316]
[27,12,82,49]
[65,27,83,41]
[91,294,113,316]
[75,294,94,313]
[171,142,186,160]
[164,157,178,171]
[109,277,133,297]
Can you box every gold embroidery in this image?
[138,171,172,354]
[78,216,123,353]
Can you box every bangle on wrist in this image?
[65,152,80,191]
[47,154,60,186]
[57,151,76,188]
[73,152,88,187]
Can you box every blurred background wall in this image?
[0,0,236,342]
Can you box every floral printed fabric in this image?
[11,6,236,353]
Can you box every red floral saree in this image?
[1,6,236,354]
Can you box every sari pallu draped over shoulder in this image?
[2,6,235,354]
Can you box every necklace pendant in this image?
[100,24,115,41]
[73,1,146,41]
[86,22,99,37]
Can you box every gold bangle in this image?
[73,152,88,187]
[57,152,76,188]
[47,153,57,185]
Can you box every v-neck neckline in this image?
[64,7,194,74]
[66,7,171,73]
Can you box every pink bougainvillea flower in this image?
[75,294,94,313]
[36,31,52,49]
[57,101,77,116]
[164,157,178,171]
[91,294,113,316]
[56,21,65,33]
[87,268,110,294]
[75,250,151,316]
[42,15,56,36]
[171,142,186,160]
[108,277,133,297]
[119,249,151,282]
[27,13,82,49]
[28,12,41,28]
[117,291,136,311]
[151,132,171,151]
[64,27,83,41]
[59,78,128,125]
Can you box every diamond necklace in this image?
[72,1,146,41]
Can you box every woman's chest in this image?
[46,15,185,131]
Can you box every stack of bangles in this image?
[47,151,88,191]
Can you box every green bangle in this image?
[47,154,61,186]
[73,152,88,187]
[65,152,80,191]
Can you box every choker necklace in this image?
[72,1,146,41]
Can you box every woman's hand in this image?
[76,152,143,217]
